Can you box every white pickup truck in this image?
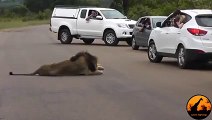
[50,6,136,46]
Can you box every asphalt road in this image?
[0,25,211,120]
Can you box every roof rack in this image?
[55,5,99,9]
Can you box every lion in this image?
[9,51,104,76]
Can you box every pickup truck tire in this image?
[103,30,119,46]
[82,39,95,45]
[59,29,73,44]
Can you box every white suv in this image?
[148,9,212,68]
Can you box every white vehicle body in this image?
[50,6,136,45]
[148,9,212,68]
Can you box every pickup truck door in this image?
[77,10,103,38]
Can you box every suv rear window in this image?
[196,15,212,27]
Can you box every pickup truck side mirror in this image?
[156,22,162,27]
[96,16,103,20]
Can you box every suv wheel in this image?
[82,39,95,45]
[103,30,119,46]
[148,42,163,63]
[177,45,190,69]
[126,38,132,46]
[132,37,139,50]
[59,29,73,44]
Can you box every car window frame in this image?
[87,10,102,20]
[161,12,191,28]
[80,9,87,18]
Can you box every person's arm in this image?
[176,21,184,28]
[86,13,94,21]
[86,15,92,21]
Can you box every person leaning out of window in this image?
[174,15,186,29]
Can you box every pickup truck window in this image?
[80,9,87,18]
[100,10,126,19]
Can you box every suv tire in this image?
[148,41,163,63]
[132,37,139,50]
[59,29,73,44]
[103,30,119,46]
[126,38,132,46]
[177,45,190,69]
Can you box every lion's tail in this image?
[9,72,36,76]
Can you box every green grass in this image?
[0,18,49,30]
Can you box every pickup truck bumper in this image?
[115,28,133,38]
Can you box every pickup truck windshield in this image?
[101,10,126,19]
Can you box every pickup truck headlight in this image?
[117,23,128,28]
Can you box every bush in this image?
[21,9,52,21]
[12,5,30,17]
[22,12,37,21]
[128,5,152,20]
[36,9,51,20]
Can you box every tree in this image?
[122,0,129,15]
[24,0,54,12]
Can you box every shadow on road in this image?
[160,60,212,71]
[50,43,130,47]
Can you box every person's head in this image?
[179,15,186,23]
[91,11,97,17]
[174,15,181,23]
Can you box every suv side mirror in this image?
[96,16,103,20]
[156,22,161,27]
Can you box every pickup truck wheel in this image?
[103,30,119,46]
[59,29,73,44]
[148,42,163,63]
[82,39,95,45]
[132,37,139,50]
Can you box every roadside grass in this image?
[0,18,49,30]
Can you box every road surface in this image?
[0,25,211,120]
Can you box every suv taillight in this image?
[187,28,207,36]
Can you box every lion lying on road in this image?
[9,51,104,76]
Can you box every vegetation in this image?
[0,0,212,29]
[127,0,212,20]
[0,19,49,30]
